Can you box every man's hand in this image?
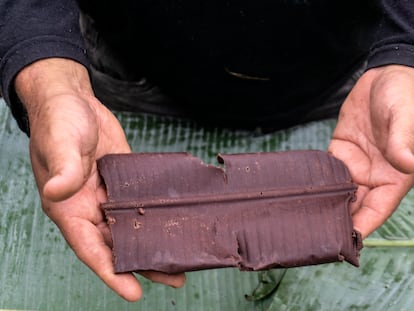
[15,58,185,301]
[329,65,414,239]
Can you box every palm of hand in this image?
[329,66,414,238]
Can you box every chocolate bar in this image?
[98,150,362,274]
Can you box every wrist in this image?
[14,58,94,117]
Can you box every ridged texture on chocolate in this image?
[98,150,362,274]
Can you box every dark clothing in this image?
[1,1,414,134]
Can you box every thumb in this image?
[385,105,414,174]
[40,142,95,202]
[370,66,414,174]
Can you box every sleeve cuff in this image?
[367,43,414,70]
[0,36,90,135]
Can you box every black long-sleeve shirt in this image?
[1,0,414,133]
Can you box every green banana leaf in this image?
[1,100,414,311]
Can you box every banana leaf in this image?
[1,100,414,311]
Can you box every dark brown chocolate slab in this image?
[98,150,362,274]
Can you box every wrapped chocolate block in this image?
[97,150,362,274]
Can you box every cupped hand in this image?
[329,65,414,239]
[15,58,185,301]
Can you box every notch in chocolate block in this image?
[98,150,362,274]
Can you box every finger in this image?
[352,206,387,239]
[351,185,403,239]
[61,217,143,301]
[139,271,186,288]
[328,139,370,185]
